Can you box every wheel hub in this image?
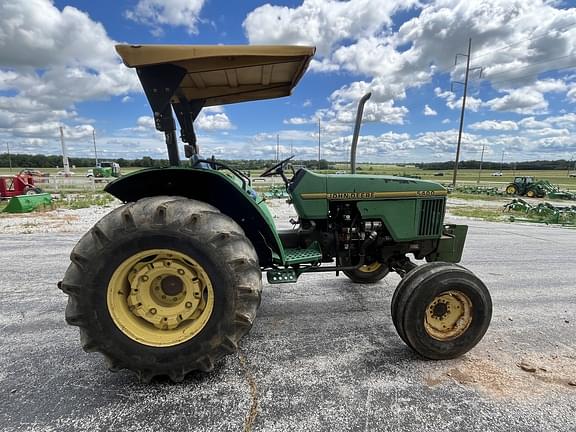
[126,257,203,330]
[107,249,214,347]
[424,290,472,341]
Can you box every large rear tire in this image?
[391,263,491,359]
[59,196,262,382]
[505,184,518,195]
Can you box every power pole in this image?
[60,126,70,175]
[276,134,280,162]
[477,144,485,184]
[92,128,98,166]
[500,150,505,173]
[6,142,12,172]
[451,38,482,187]
[317,119,321,165]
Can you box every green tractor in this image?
[505,176,548,198]
[88,161,121,178]
[59,45,492,382]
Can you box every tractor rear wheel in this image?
[506,184,518,195]
[343,261,389,284]
[391,263,491,359]
[59,196,262,382]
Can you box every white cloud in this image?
[0,0,139,142]
[125,0,206,35]
[196,112,234,131]
[469,120,518,131]
[243,0,418,57]
[423,105,437,116]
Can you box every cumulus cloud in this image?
[0,0,139,144]
[469,120,518,131]
[423,105,437,116]
[125,0,206,35]
[254,0,576,137]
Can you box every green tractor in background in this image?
[59,44,492,382]
[87,161,121,178]
[505,176,555,198]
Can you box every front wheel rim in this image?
[358,262,382,273]
[424,290,473,341]
[107,249,214,347]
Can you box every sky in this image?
[1,0,576,164]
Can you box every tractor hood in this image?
[115,44,315,107]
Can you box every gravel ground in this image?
[0,200,575,431]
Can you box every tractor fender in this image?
[105,167,283,267]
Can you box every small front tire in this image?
[391,263,492,360]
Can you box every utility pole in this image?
[6,142,12,172]
[499,150,505,174]
[317,119,321,166]
[276,134,280,162]
[477,144,485,184]
[60,126,70,175]
[451,38,482,187]
[92,128,98,166]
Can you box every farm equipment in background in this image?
[504,198,576,226]
[0,173,52,213]
[59,44,492,382]
[0,173,41,198]
[87,161,121,178]
[505,176,558,198]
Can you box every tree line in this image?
[0,153,572,171]
[0,153,331,170]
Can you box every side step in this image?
[267,268,298,284]
[267,242,322,284]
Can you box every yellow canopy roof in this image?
[115,44,316,106]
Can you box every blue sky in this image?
[1,0,576,163]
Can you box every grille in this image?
[418,198,445,236]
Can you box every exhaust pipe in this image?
[350,92,371,174]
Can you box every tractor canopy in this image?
[116,44,315,107]
[115,44,315,163]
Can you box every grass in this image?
[449,207,506,221]
[449,192,505,201]
[53,193,116,210]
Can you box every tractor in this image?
[59,45,492,382]
[505,176,550,198]
[87,161,121,178]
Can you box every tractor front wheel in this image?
[60,196,262,382]
[343,261,389,284]
[391,263,491,359]
[526,190,536,198]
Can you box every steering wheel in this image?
[259,156,295,178]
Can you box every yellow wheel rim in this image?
[506,186,516,194]
[107,249,214,347]
[424,290,472,341]
[358,262,382,273]
[526,190,535,197]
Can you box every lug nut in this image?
[149,308,157,315]
[194,292,201,299]
[177,269,185,275]
[185,302,193,308]
[141,275,149,282]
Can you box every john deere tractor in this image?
[59,45,492,382]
